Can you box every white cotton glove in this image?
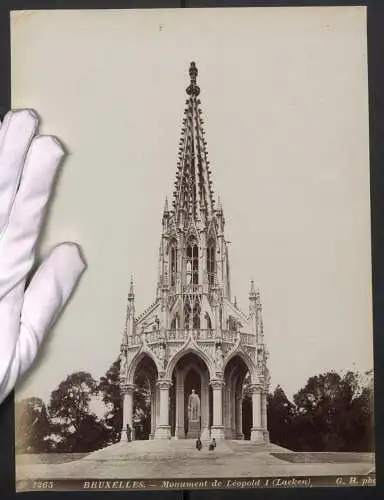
[0,109,86,405]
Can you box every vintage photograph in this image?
[11,7,374,491]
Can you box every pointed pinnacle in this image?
[129,274,135,297]
[217,196,223,212]
[256,288,262,305]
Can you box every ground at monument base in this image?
[16,439,374,481]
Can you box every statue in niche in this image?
[140,325,147,345]
[188,389,201,422]
[120,354,128,380]
[186,260,192,285]
[257,348,264,366]
[158,343,166,371]
[215,344,224,371]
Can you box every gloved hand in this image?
[0,109,86,405]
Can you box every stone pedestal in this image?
[200,427,210,441]
[210,426,225,440]
[250,428,264,442]
[250,383,264,442]
[155,425,172,439]
[175,428,185,439]
[187,420,200,439]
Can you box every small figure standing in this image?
[215,344,224,371]
[126,424,132,443]
[195,438,202,451]
[208,437,216,451]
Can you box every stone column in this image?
[155,379,172,439]
[210,379,225,440]
[120,383,135,442]
[250,384,264,442]
[150,386,156,439]
[231,388,236,439]
[175,370,185,439]
[261,391,270,442]
[236,395,244,439]
[200,375,210,440]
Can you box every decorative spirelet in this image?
[186,61,200,96]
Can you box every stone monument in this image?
[187,389,201,439]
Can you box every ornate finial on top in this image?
[128,274,135,298]
[256,288,262,308]
[163,196,169,213]
[186,61,200,96]
[189,61,198,81]
[249,279,257,299]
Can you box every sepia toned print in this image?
[12,7,374,491]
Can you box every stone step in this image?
[83,439,281,462]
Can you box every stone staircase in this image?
[82,439,285,462]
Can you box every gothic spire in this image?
[172,62,215,222]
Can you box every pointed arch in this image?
[168,237,178,287]
[206,218,218,240]
[222,348,257,384]
[186,235,199,285]
[207,236,216,286]
[165,339,215,380]
[127,349,159,384]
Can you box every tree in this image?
[97,358,151,441]
[267,386,296,449]
[133,385,151,440]
[292,370,374,452]
[15,397,52,453]
[48,371,108,452]
[98,358,123,443]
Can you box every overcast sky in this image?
[11,6,372,404]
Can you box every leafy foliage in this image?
[132,385,151,439]
[15,397,52,453]
[267,386,296,448]
[47,371,108,452]
[265,370,374,452]
[97,358,122,443]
